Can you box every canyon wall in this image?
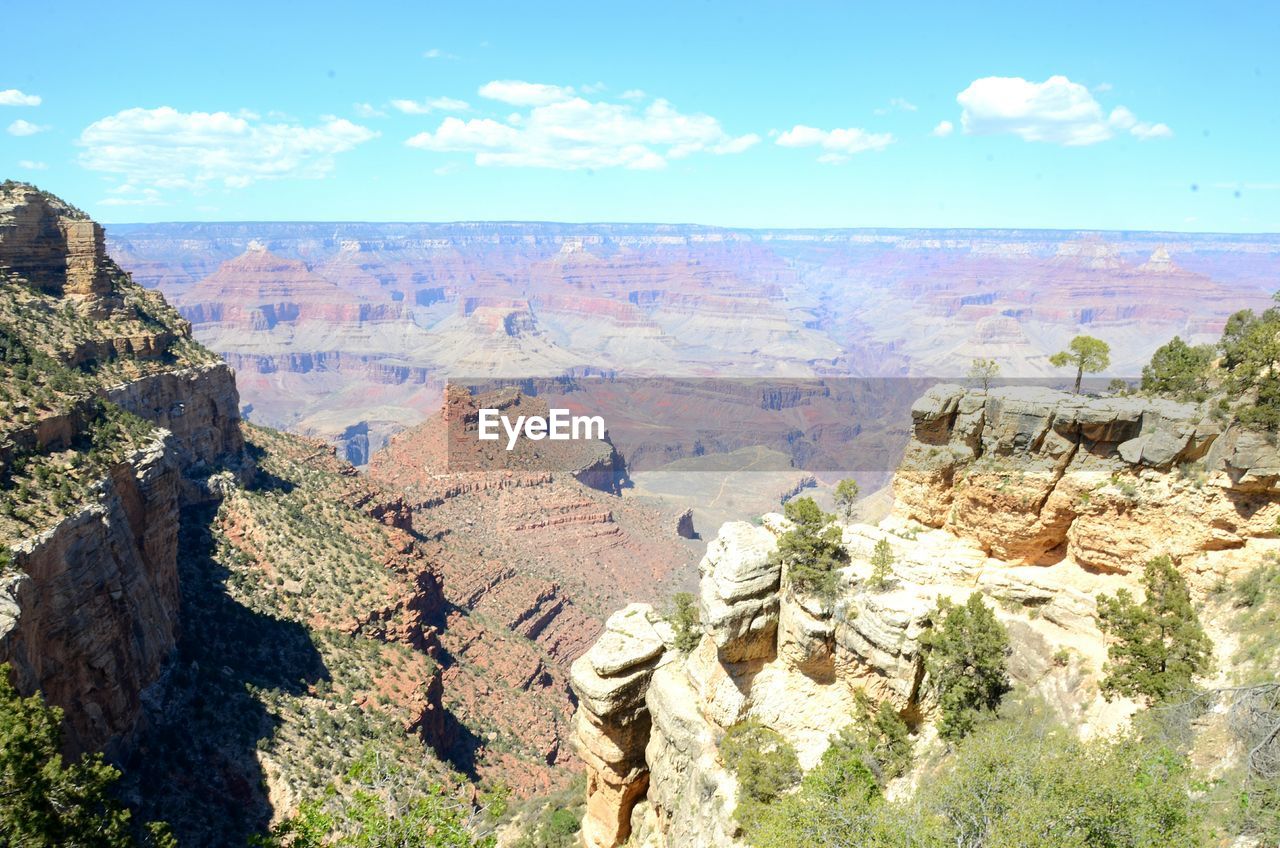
[0,183,246,758]
[893,384,1279,579]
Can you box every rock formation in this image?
[893,384,1280,578]
[570,383,1280,848]
[0,183,247,758]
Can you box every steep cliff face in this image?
[0,182,246,759]
[571,384,1280,848]
[892,384,1279,578]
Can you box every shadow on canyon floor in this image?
[119,503,328,847]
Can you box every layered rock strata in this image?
[893,384,1280,577]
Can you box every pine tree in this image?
[923,594,1011,740]
[833,478,860,520]
[1050,335,1111,394]
[773,498,849,599]
[0,663,170,847]
[1098,556,1213,703]
[1141,336,1214,399]
[866,538,894,591]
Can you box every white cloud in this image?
[100,183,165,206]
[956,75,1171,145]
[77,106,376,192]
[354,102,387,118]
[875,97,918,115]
[422,48,457,60]
[931,119,954,137]
[390,97,471,115]
[0,89,41,106]
[18,159,47,170]
[1093,82,1113,93]
[1106,105,1172,140]
[7,119,48,136]
[620,89,646,101]
[775,124,894,162]
[407,85,758,170]
[478,80,577,107]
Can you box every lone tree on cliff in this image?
[968,357,1000,391]
[773,497,850,599]
[1098,556,1213,703]
[833,478,860,520]
[1050,335,1111,394]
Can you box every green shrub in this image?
[1098,556,1213,703]
[668,591,701,653]
[923,714,1203,848]
[852,692,914,780]
[0,662,173,847]
[923,593,1010,740]
[773,497,849,600]
[722,720,801,827]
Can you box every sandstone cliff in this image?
[0,182,246,759]
[893,384,1279,579]
[570,385,1280,848]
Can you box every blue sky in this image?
[3,1,1277,230]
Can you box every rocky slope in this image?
[368,390,699,794]
[569,385,1280,847]
[0,181,245,760]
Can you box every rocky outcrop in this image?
[698,522,781,664]
[1,436,180,759]
[571,499,1192,847]
[0,183,112,299]
[893,384,1280,576]
[106,363,245,485]
[570,604,672,848]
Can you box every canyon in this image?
[3,182,1278,846]
[106,223,1280,468]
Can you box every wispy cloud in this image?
[389,97,471,115]
[956,75,1171,145]
[354,102,387,118]
[931,120,954,138]
[775,125,894,163]
[7,119,49,136]
[477,80,578,107]
[17,159,47,170]
[422,48,457,60]
[99,183,165,206]
[406,82,759,170]
[0,89,41,107]
[78,106,376,193]
[874,97,918,115]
